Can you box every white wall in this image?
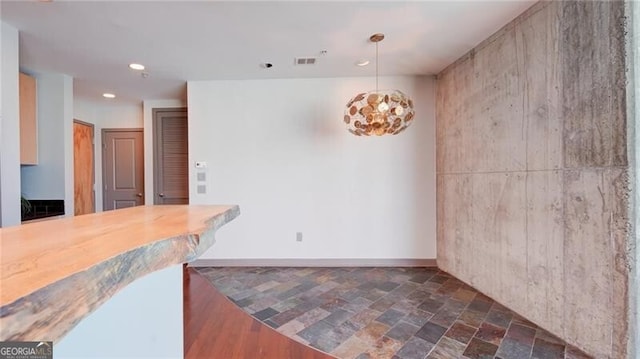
[74,100,143,212]
[0,22,21,227]
[55,265,183,359]
[73,100,97,127]
[63,76,73,217]
[143,99,186,205]
[20,73,74,216]
[188,76,435,260]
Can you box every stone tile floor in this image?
[196,267,592,359]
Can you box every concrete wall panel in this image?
[562,2,627,169]
[437,174,474,279]
[436,1,633,357]
[519,5,563,171]
[563,169,618,355]
[526,170,564,336]
[472,172,528,312]
[437,33,527,174]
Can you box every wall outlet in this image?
[296,232,303,242]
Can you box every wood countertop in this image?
[0,204,240,342]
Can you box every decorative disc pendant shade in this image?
[344,33,415,136]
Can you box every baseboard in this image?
[189,258,437,267]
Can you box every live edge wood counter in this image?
[0,204,240,342]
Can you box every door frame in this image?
[101,128,144,210]
[73,119,96,215]
[152,107,188,205]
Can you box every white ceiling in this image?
[0,1,534,105]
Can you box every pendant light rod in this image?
[375,40,379,93]
[370,33,384,94]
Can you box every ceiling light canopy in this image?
[103,93,116,99]
[344,33,415,136]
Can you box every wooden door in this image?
[153,108,189,204]
[103,129,144,211]
[20,73,37,165]
[74,120,95,215]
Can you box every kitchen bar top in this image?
[0,205,240,342]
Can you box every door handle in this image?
[158,193,165,197]
[136,193,143,197]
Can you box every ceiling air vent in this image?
[295,57,317,65]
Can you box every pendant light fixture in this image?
[344,33,415,136]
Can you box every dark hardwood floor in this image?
[184,267,336,359]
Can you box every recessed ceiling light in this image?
[103,93,116,99]
[129,63,145,71]
[356,60,370,67]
